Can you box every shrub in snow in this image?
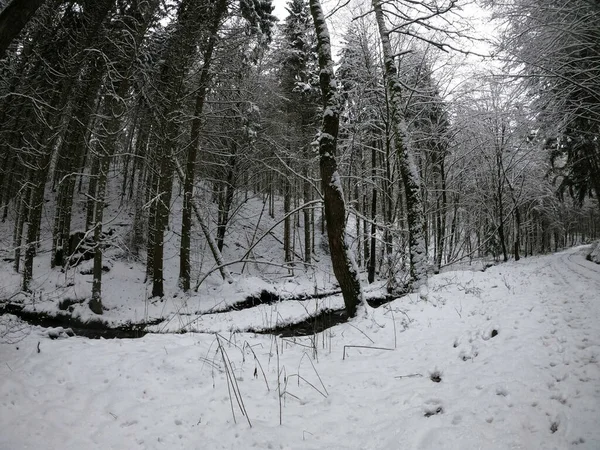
[0,314,30,344]
[587,241,600,264]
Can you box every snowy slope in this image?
[1,245,599,450]
[0,177,349,328]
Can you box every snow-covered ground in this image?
[1,245,599,450]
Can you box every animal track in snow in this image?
[550,393,568,405]
[495,386,509,397]
[423,398,444,417]
[459,346,478,361]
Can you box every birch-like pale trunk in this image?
[372,0,427,289]
[309,0,363,317]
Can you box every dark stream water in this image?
[1,290,397,339]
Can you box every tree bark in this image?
[372,0,427,289]
[309,0,363,317]
[174,159,233,285]
[368,143,377,283]
[179,0,227,291]
[303,176,312,265]
[283,177,292,263]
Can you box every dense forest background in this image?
[0,0,598,318]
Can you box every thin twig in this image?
[299,352,328,396]
[244,341,270,392]
[347,322,374,344]
[343,345,393,360]
[395,373,423,379]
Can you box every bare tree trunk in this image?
[173,159,233,285]
[434,156,446,271]
[89,1,159,311]
[22,151,52,292]
[368,143,377,283]
[178,0,227,291]
[303,176,312,265]
[151,150,174,298]
[12,181,29,273]
[52,62,103,267]
[309,0,363,317]
[148,0,211,298]
[85,155,99,231]
[283,177,292,263]
[373,0,427,288]
[89,152,109,315]
[216,151,237,252]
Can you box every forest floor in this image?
[1,245,599,449]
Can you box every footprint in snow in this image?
[550,393,568,405]
[459,346,478,361]
[423,400,444,418]
[481,326,499,340]
[495,386,509,397]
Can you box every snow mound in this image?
[587,241,600,264]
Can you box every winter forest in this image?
[1,0,599,448]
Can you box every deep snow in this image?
[1,245,599,449]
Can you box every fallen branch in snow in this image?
[195,259,298,291]
[394,373,423,379]
[342,345,393,360]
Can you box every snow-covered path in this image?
[1,247,599,450]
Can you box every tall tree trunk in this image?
[309,0,363,317]
[22,151,52,292]
[89,0,159,311]
[12,180,29,273]
[434,156,447,271]
[173,159,233,285]
[149,0,211,297]
[283,177,292,263]
[373,0,427,289]
[151,150,174,298]
[303,175,312,265]
[89,152,110,315]
[52,61,104,267]
[216,151,237,252]
[178,0,227,291]
[368,143,377,283]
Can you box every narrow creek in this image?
[1,303,155,339]
[1,290,398,339]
